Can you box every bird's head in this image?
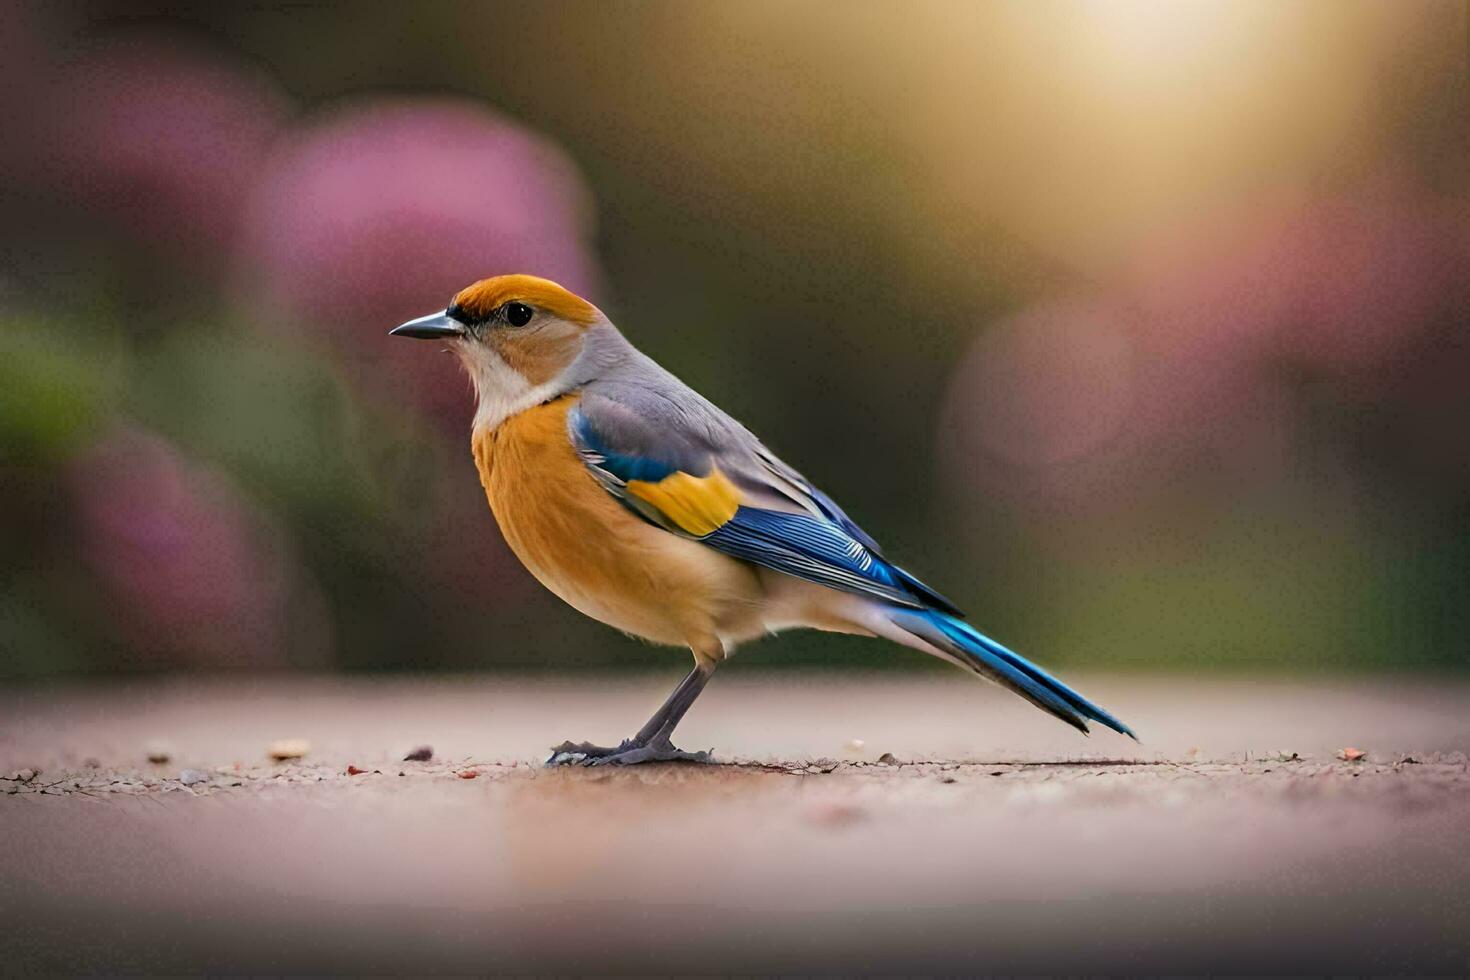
[390,274,606,429]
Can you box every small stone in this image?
[403,745,433,762]
[268,738,310,761]
[178,768,209,786]
[9,768,38,783]
[457,770,479,779]
[346,765,368,776]
[876,752,898,765]
[1337,747,1367,762]
[145,742,173,764]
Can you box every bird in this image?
[390,274,1135,765]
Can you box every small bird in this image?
[392,275,1135,764]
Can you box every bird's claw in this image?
[545,739,633,766]
[545,739,713,767]
[586,744,712,766]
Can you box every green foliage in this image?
[0,318,123,464]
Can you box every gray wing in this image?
[573,376,821,514]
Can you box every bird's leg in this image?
[629,662,713,745]
[546,661,717,766]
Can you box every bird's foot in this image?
[545,739,635,766]
[586,742,712,767]
[545,738,712,767]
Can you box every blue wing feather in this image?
[705,507,962,615]
[705,508,912,607]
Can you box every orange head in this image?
[390,274,607,429]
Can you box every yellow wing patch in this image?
[626,467,742,536]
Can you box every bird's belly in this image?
[471,396,761,648]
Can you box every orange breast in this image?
[471,395,760,648]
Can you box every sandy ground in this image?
[3,672,1469,973]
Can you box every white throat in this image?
[459,342,571,435]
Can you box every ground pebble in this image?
[145,742,173,764]
[268,738,311,761]
[178,769,209,786]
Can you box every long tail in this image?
[886,607,1137,739]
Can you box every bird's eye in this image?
[504,302,534,327]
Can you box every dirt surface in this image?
[3,673,1469,973]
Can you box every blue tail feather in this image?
[889,608,1137,739]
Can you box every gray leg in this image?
[631,662,713,745]
[547,661,717,766]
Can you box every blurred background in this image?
[1,0,1466,680]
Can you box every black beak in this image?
[389,310,464,340]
